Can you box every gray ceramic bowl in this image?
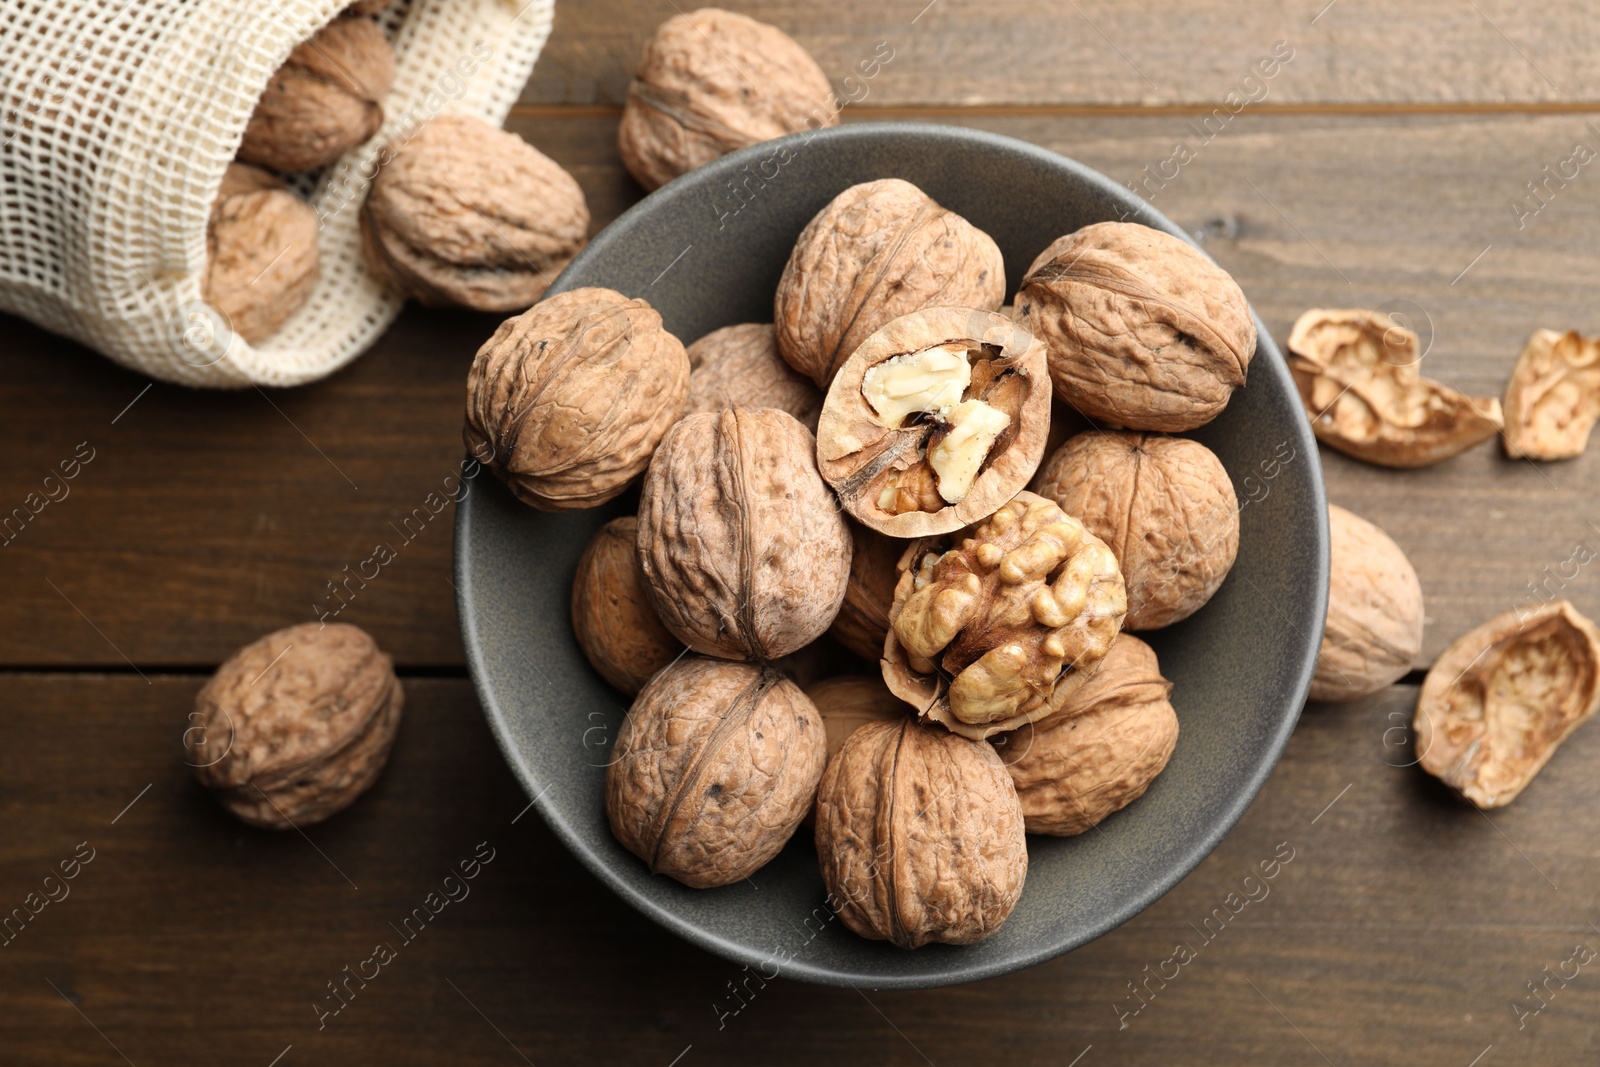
[455,122,1328,989]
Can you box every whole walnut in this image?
[817,306,1052,537]
[606,656,827,888]
[618,8,836,191]
[361,115,590,311]
[995,634,1177,835]
[804,675,907,763]
[828,520,904,661]
[464,287,690,510]
[1312,504,1423,702]
[1033,431,1238,631]
[685,322,823,429]
[237,15,395,172]
[1502,329,1600,461]
[883,491,1127,739]
[186,622,403,829]
[637,407,851,660]
[815,717,1027,948]
[204,163,320,343]
[1015,222,1255,431]
[571,516,684,694]
[774,179,1006,389]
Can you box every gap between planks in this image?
[509,100,1600,120]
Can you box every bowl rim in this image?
[455,119,1329,989]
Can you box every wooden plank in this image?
[4,675,1597,1064]
[520,0,1600,108]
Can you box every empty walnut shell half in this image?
[815,717,1027,948]
[638,407,852,660]
[606,656,827,888]
[817,306,1051,538]
[995,634,1177,835]
[685,322,823,430]
[775,179,1006,389]
[1033,431,1238,631]
[1311,504,1423,703]
[361,115,590,311]
[1287,308,1503,468]
[1015,222,1255,432]
[618,8,836,191]
[463,287,690,510]
[883,491,1127,740]
[204,163,320,344]
[1503,329,1600,460]
[571,516,684,695]
[187,622,403,829]
[828,520,905,662]
[1415,601,1600,808]
[804,675,907,763]
[237,15,394,173]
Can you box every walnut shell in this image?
[774,179,1006,389]
[1014,222,1255,431]
[361,115,590,311]
[817,307,1051,537]
[571,516,684,694]
[814,717,1027,948]
[1033,431,1238,631]
[883,491,1127,740]
[828,520,903,661]
[1503,329,1600,460]
[804,675,908,763]
[637,407,852,660]
[618,8,836,191]
[203,163,320,343]
[606,656,827,887]
[1287,308,1503,468]
[186,622,403,829]
[1415,601,1600,808]
[237,15,394,173]
[685,322,823,430]
[1312,504,1423,702]
[463,287,690,510]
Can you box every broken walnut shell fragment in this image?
[1311,504,1423,703]
[1415,601,1600,809]
[1502,329,1600,460]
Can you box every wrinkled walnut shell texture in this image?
[685,322,823,429]
[828,520,904,661]
[1503,329,1600,461]
[638,408,851,660]
[606,657,826,887]
[1015,222,1255,431]
[463,287,689,510]
[1415,601,1600,808]
[814,717,1027,948]
[361,115,590,311]
[1033,431,1238,631]
[187,622,403,829]
[997,634,1177,835]
[774,179,1006,389]
[571,516,684,694]
[804,674,907,762]
[1312,504,1423,702]
[204,163,320,343]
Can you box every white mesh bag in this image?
[0,0,554,387]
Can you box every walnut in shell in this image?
[1311,504,1423,703]
[995,634,1177,835]
[1014,222,1255,431]
[814,717,1027,948]
[828,520,904,661]
[1502,329,1600,460]
[1415,601,1600,808]
[237,15,394,173]
[571,516,684,694]
[203,163,320,343]
[463,287,690,510]
[883,491,1127,740]
[606,656,826,888]
[1287,308,1503,468]
[774,179,1006,389]
[186,622,403,829]
[618,8,837,191]
[1033,431,1238,631]
[804,675,907,763]
[361,115,590,311]
[816,307,1051,537]
[637,407,851,660]
[685,322,823,429]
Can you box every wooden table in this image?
[5,3,1599,1063]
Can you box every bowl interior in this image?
[455,122,1328,989]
